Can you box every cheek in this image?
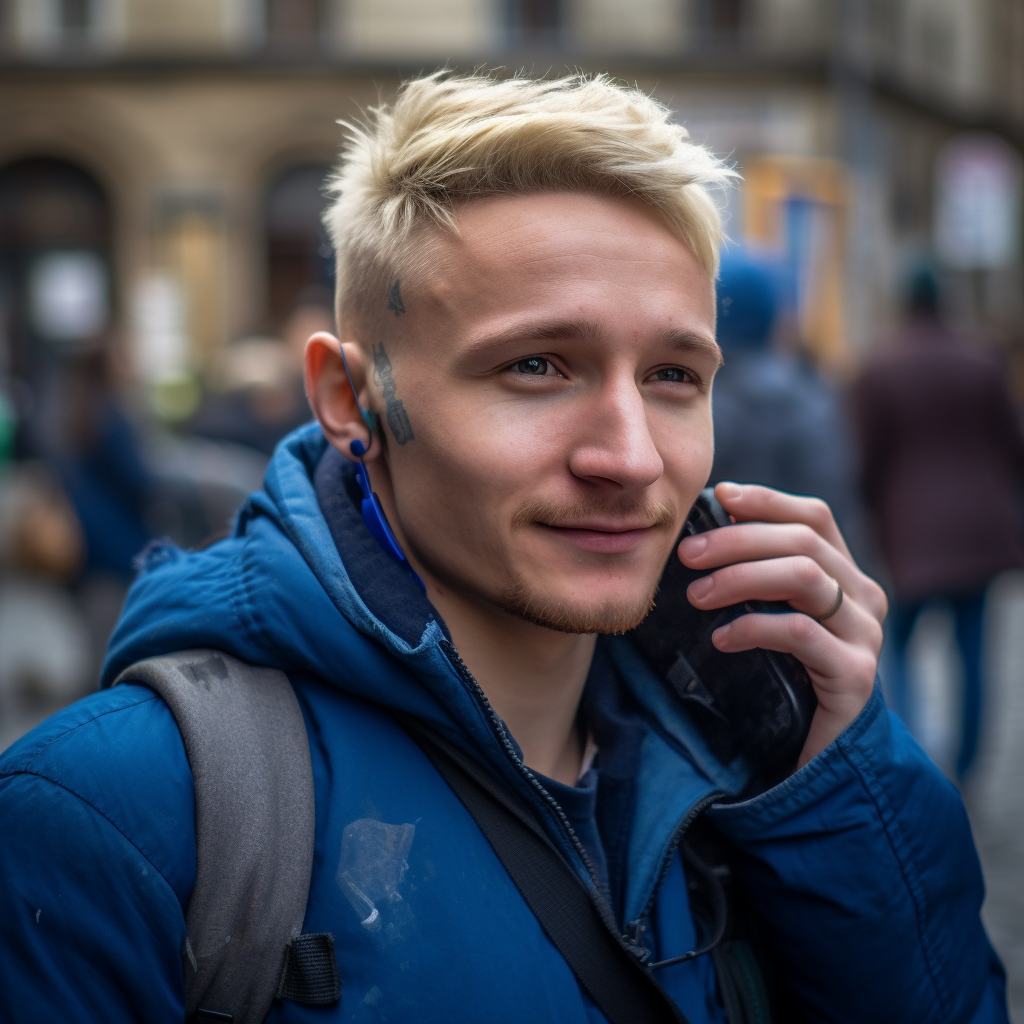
[386,416,529,538]
[399,392,557,499]
[658,417,715,491]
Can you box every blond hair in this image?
[324,70,735,331]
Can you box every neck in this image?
[428,585,596,785]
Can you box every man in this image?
[0,73,1007,1022]
[855,266,1024,780]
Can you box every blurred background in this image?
[0,0,1022,1014]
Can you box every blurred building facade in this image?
[0,0,1021,405]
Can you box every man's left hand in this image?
[679,482,888,771]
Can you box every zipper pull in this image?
[623,919,651,963]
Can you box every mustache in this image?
[511,495,677,531]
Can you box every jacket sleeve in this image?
[0,773,189,1024]
[0,687,194,1024]
[708,687,1008,1024]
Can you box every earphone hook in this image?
[337,344,423,590]
[338,345,378,437]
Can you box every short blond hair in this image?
[324,70,735,331]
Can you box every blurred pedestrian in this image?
[188,288,325,457]
[711,249,864,549]
[853,266,1024,780]
[34,347,153,582]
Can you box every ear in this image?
[304,331,381,462]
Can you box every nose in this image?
[566,375,664,491]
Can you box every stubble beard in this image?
[495,577,662,635]
[494,494,678,635]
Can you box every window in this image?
[920,12,954,76]
[0,0,13,51]
[13,0,108,53]
[263,164,333,331]
[695,0,748,44]
[0,157,112,379]
[264,0,324,50]
[507,0,562,45]
[58,0,92,36]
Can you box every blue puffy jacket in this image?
[0,426,1008,1023]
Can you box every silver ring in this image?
[815,580,844,623]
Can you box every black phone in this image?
[629,487,817,788]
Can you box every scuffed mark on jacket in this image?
[336,819,416,933]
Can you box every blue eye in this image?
[515,357,549,375]
[651,367,692,383]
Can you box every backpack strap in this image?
[114,648,335,1023]
[400,717,690,1024]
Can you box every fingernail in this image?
[688,576,714,601]
[717,482,741,501]
[712,623,731,647]
[681,534,708,558]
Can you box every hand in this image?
[679,482,888,771]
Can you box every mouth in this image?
[535,521,661,555]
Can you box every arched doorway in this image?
[0,157,113,385]
[263,162,333,333]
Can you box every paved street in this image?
[906,571,1024,1021]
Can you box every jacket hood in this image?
[104,424,495,754]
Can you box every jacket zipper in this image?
[441,641,624,937]
[441,639,724,965]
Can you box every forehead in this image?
[411,192,716,342]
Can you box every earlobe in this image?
[305,331,379,461]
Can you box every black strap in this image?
[403,721,688,1024]
[276,933,342,1005]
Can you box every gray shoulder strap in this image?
[114,649,316,1024]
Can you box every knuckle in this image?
[792,555,821,587]
[806,496,833,529]
[792,524,819,556]
[865,618,884,654]
[790,613,818,643]
[725,616,749,642]
[717,563,743,587]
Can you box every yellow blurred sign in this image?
[742,155,848,369]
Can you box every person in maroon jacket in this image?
[854,268,1024,780]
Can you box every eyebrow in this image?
[466,317,600,352]
[661,328,724,366]
[468,317,723,365]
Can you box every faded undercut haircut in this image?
[323,70,736,333]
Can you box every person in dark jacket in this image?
[0,73,1008,1023]
[854,268,1024,780]
[710,250,864,551]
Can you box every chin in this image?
[497,579,658,636]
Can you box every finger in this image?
[686,556,874,639]
[714,482,851,559]
[680,520,852,587]
[679,509,888,626]
[678,523,888,626]
[712,612,878,701]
